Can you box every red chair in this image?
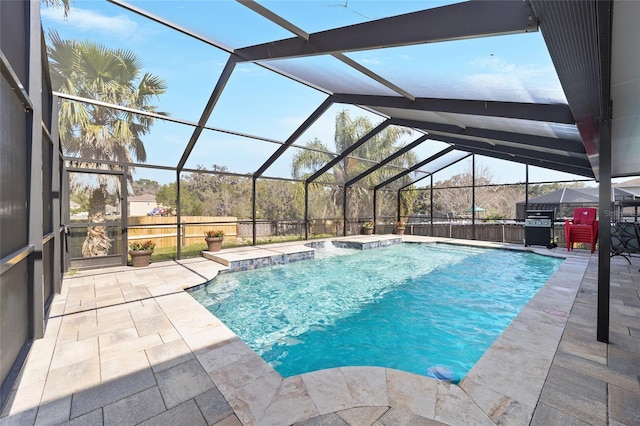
[565,208,598,253]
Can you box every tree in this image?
[256,180,302,220]
[132,179,160,195]
[156,182,202,216]
[292,110,418,221]
[41,0,71,17]
[432,162,496,218]
[180,165,252,218]
[529,181,586,198]
[48,31,167,256]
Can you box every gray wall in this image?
[0,0,62,409]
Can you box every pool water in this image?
[190,243,563,382]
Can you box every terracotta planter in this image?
[361,227,374,235]
[129,250,153,267]
[205,237,223,252]
[395,227,405,235]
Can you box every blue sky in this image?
[41,0,595,187]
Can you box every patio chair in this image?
[565,208,598,253]
[610,221,640,263]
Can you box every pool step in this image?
[333,236,402,250]
[202,245,314,273]
[203,235,403,273]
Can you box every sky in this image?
[41,0,601,188]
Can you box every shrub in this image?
[129,240,155,251]
[204,230,225,238]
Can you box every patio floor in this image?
[1,236,638,425]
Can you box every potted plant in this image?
[204,230,224,252]
[395,220,406,235]
[361,221,374,235]
[128,240,155,267]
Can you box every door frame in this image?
[64,167,128,269]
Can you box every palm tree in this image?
[41,0,71,17]
[47,30,167,256]
[292,110,418,221]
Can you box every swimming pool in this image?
[190,243,563,382]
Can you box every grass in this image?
[65,269,80,277]
[133,234,336,264]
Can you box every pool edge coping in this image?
[181,236,588,425]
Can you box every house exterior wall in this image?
[0,0,62,410]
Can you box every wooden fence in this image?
[128,216,238,249]
[128,217,570,250]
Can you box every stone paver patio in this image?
[1,236,638,425]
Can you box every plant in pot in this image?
[361,221,374,235]
[128,240,155,267]
[204,230,224,252]
[395,220,406,235]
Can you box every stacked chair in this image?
[565,208,598,253]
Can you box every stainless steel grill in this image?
[524,210,556,248]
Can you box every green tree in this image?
[292,110,418,221]
[132,178,160,195]
[529,181,586,198]
[181,165,252,218]
[48,31,167,256]
[156,182,202,216]
[256,180,302,220]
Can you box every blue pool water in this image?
[190,243,563,382]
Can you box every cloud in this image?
[358,56,383,66]
[465,55,565,102]
[41,6,139,39]
[470,56,517,73]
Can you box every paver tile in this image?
[609,384,640,426]
[42,359,101,403]
[258,376,319,426]
[337,406,388,425]
[212,414,243,426]
[295,412,349,426]
[341,366,389,407]
[374,407,446,426]
[459,376,532,425]
[434,381,493,425]
[553,350,640,393]
[227,371,283,425]
[301,369,354,415]
[63,408,103,426]
[530,402,591,426]
[100,350,150,382]
[538,378,607,425]
[33,395,71,426]
[154,359,215,409]
[70,367,156,418]
[138,400,207,426]
[132,314,174,337]
[194,387,234,426]
[385,369,437,419]
[145,338,195,373]
[102,386,165,426]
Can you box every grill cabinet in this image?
[524,210,555,248]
